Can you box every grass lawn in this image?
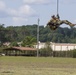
[0,56,76,75]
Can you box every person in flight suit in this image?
[47,15,76,30]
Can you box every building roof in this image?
[3,47,37,51]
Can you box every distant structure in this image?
[35,42,76,51]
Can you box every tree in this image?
[10,42,19,47]
[39,42,53,56]
[21,36,36,47]
[6,26,18,42]
[0,24,7,44]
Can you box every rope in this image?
[57,0,60,19]
[57,0,59,15]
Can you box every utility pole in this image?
[37,18,40,57]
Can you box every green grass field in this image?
[0,56,76,75]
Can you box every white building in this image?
[35,42,76,51]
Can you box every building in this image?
[3,47,37,56]
[35,42,76,51]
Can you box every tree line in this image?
[0,24,76,45]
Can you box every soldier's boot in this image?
[72,24,76,26]
[63,20,76,27]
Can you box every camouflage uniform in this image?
[47,15,76,30]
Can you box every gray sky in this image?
[0,0,76,27]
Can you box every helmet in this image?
[51,15,55,18]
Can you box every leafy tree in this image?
[6,26,18,42]
[0,24,76,44]
[21,36,36,47]
[10,42,19,47]
[39,42,53,56]
[18,26,30,40]
[0,24,7,43]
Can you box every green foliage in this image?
[73,49,76,58]
[5,26,18,42]
[10,42,19,47]
[21,36,36,47]
[39,42,53,56]
[0,24,76,44]
[0,24,7,43]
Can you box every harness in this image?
[48,19,60,30]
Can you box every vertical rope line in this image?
[57,0,59,15]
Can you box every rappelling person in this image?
[47,14,76,30]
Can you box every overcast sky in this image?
[0,0,76,27]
